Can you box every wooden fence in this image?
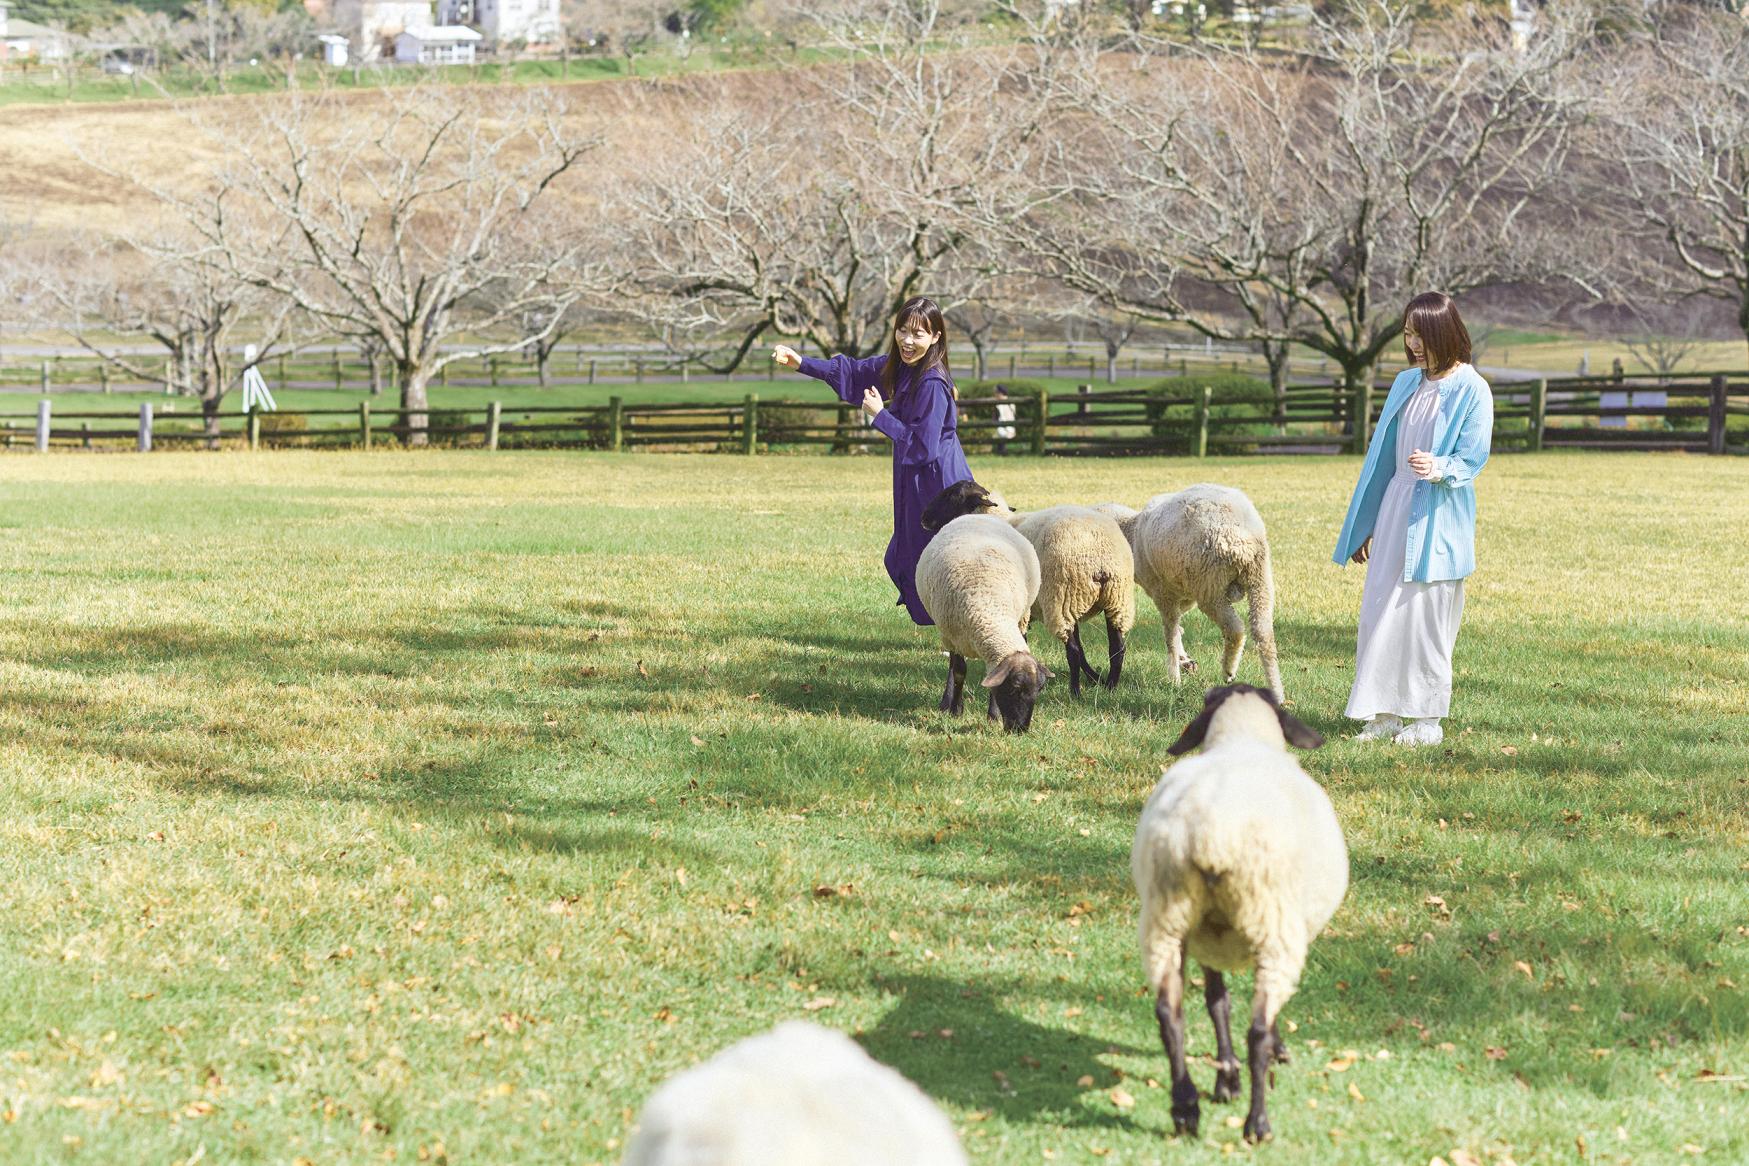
[3,375,1745,457]
[0,343,1318,396]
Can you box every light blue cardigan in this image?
[1331,364,1494,583]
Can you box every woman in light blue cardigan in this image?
[1332,293,1493,747]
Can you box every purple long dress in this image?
[799,352,974,626]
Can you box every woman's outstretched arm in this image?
[773,345,886,407]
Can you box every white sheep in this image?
[1115,484,1284,701]
[922,481,1136,698]
[622,1021,968,1166]
[1131,684,1346,1143]
[912,509,1051,732]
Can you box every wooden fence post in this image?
[635,357,644,384]
[1088,356,1096,381]
[81,422,91,449]
[35,399,50,452]
[1076,382,1091,416]
[247,405,261,450]
[1709,374,1728,456]
[588,359,597,385]
[1047,353,1055,378]
[1008,354,1016,379]
[40,360,49,395]
[486,400,502,451]
[332,348,343,390]
[1529,378,1547,452]
[489,355,499,387]
[742,393,758,455]
[1031,388,1049,456]
[608,395,624,452]
[359,401,372,450]
[100,364,111,394]
[834,402,856,453]
[1357,382,1375,452]
[1193,384,1210,458]
[138,402,153,453]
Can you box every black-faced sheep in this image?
[1131,684,1346,1142]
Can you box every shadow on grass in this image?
[860,974,1154,1134]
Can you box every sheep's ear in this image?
[981,655,1015,688]
[1166,704,1216,755]
[1276,706,1325,750]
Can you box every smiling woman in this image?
[771,296,974,626]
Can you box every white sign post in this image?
[240,343,278,414]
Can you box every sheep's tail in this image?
[1238,542,1282,701]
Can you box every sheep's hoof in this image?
[1180,658,1198,674]
[1172,1112,1200,1139]
[1212,1066,1242,1103]
[1242,1114,1272,1143]
[1272,1037,1290,1065]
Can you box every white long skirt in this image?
[1345,472,1466,722]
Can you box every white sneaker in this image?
[1394,718,1444,747]
[1353,714,1403,742]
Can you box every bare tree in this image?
[1001,3,1594,437]
[189,84,610,444]
[570,0,673,74]
[1595,7,1749,366]
[26,229,300,446]
[623,2,1051,367]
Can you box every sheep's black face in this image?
[985,653,1051,733]
[921,479,997,531]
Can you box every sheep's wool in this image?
[622,1022,967,1166]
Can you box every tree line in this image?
[5,0,1748,446]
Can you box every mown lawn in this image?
[0,449,1745,1166]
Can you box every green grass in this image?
[0,450,1746,1165]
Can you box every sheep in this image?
[622,1021,968,1166]
[1115,484,1284,701]
[1131,684,1347,1143]
[912,506,1051,732]
[922,480,1136,699]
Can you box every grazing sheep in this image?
[1122,485,1284,701]
[622,1021,968,1166]
[913,509,1051,732]
[1131,684,1347,1143]
[922,480,1136,698]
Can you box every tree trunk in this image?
[400,363,431,447]
[369,353,383,397]
[537,346,551,389]
[1106,345,1119,385]
[971,338,988,381]
[203,392,222,451]
[1264,341,1290,430]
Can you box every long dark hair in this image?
[1402,292,1472,378]
[879,296,953,400]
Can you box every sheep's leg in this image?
[1063,626,1100,698]
[1102,617,1126,691]
[1154,945,1199,1137]
[1243,950,1300,1144]
[1203,600,1246,684]
[1157,596,1194,685]
[1204,970,1243,1103]
[1271,1020,1289,1064]
[940,652,967,715]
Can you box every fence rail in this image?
[3,375,1745,457]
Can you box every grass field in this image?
[0,449,1746,1165]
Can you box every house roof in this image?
[5,17,66,38]
[397,24,481,42]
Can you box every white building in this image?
[316,32,350,66]
[333,0,433,60]
[436,0,558,46]
[395,23,480,64]
[2,0,71,61]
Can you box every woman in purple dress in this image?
[772,296,974,626]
